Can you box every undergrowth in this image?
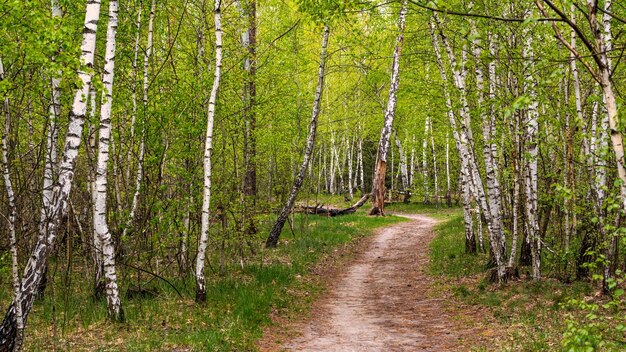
[1,209,403,351]
[425,207,626,352]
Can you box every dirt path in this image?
[278,213,477,351]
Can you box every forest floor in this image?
[259,212,490,351]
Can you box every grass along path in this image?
[421,204,626,351]
[8,201,622,351]
[4,211,402,351]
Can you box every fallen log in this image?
[299,193,371,217]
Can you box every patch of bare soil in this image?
[259,214,487,352]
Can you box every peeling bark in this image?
[370,2,407,216]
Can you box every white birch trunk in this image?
[0,0,102,347]
[430,120,438,207]
[0,57,24,351]
[435,14,504,273]
[94,0,123,321]
[429,19,476,252]
[335,138,345,197]
[394,130,409,201]
[196,0,224,302]
[323,143,329,192]
[523,26,541,280]
[509,111,521,267]
[318,147,324,194]
[329,116,336,194]
[445,133,451,206]
[410,136,415,187]
[391,142,395,197]
[266,25,329,247]
[422,118,429,204]
[593,0,619,290]
[358,137,364,194]
[347,137,354,199]
[40,0,64,244]
[126,0,143,182]
[88,86,104,289]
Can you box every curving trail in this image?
[281,214,474,352]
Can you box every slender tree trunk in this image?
[370,1,407,215]
[429,19,476,253]
[335,138,345,198]
[473,27,506,263]
[196,0,224,302]
[445,133,451,207]
[594,0,619,292]
[394,130,410,202]
[323,143,329,193]
[509,111,521,267]
[266,25,329,247]
[88,87,104,295]
[242,0,257,236]
[347,137,354,199]
[422,118,430,204]
[0,58,24,352]
[430,120,438,207]
[523,27,541,281]
[317,148,323,194]
[94,0,123,321]
[410,136,415,188]
[358,137,364,194]
[40,1,64,244]
[329,115,336,195]
[0,0,102,347]
[566,4,582,249]
[127,0,143,183]
[124,0,155,239]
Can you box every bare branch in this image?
[409,0,563,23]
[536,0,601,83]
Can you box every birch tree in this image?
[393,129,409,202]
[429,19,476,253]
[0,57,24,351]
[93,0,123,321]
[370,1,407,216]
[434,13,506,280]
[124,0,155,239]
[40,0,64,244]
[196,0,224,302]
[522,22,541,280]
[266,25,329,247]
[0,0,103,347]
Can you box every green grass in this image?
[385,201,462,220]
[8,197,624,351]
[428,215,487,278]
[4,209,404,351]
[424,207,625,351]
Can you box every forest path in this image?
[278,213,474,351]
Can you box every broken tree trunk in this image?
[300,193,371,217]
[370,1,407,216]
